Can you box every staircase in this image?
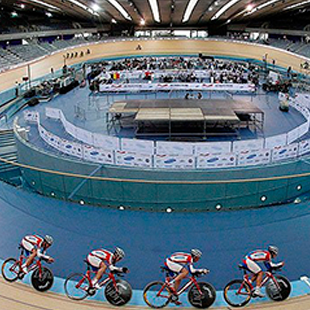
[0,129,22,186]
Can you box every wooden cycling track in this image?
[0,277,310,310]
[1,39,310,309]
[0,38,309,92]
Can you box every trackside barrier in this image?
[22,93,310,169]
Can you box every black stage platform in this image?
[108,99,264,138]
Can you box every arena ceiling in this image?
[3,0,310,26]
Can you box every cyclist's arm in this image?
[109,265,123,272]
[264,261,283,269]
[189,264,205,274]
[37,249,51,260]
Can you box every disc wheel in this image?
[143,281,172,309]
[104,279,132,306]
[31,267,54,292]
[224,279,252,307]
[188,282,216,309]
[266,275,291,302]
[1,258,19,282]
[64,273,91,300]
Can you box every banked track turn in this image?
[1,277,310,310]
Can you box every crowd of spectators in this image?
[88,57,260,87]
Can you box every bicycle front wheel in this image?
[143,281,172,309]
[224,279,251,308]
[1,258,19,282]
[64,273,91,300]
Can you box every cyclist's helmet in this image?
[268,245,279,256]
[191,249,202,258]
[44,235,54,245]
[114,247,125,259]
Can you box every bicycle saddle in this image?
[238,264,247,270]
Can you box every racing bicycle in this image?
[223,264,291,307]
[143,266,216,309]
[64,259,132,306]
[1,246,54,292]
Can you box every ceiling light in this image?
[28,0,61,11]
[92,3,100,12]
[208,7,213,11]
[46,12,52,17]
[211,0,242,20]
[11,12,18,17]
[107,0,132,20]
[182,0,199,23]
[246,4,253,11]
[20,4,25,9]
[140,19,146,25]
[111,18,117,23]
[67,0,98,16]
[246,0,281,15]
[284,0,310,11]
[148,0,161,23]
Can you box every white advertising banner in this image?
[195,141,231,155]
[24,111,39,123]
[75,127,94,145]
[265,134,287,149]
[271,143,299,162]
[156,141,195,155]
[121,138,155,155]
[154,154,195,169]
[45,107,61,120]
[83,145,114,164]
[237,149,271,166]
[287,127,300,144]
[115,150,152,168]
[299,121,310,137]
[298,139,310,156]
[232,139,264,153]
[60,140,84,159]
[197,152,237,168]
[93,133,119,150]
[99,82,256,93]
[63,118,77,138]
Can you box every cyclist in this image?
[86,247,128,289]
[242,245,284,298]
[20,234,54,274]
[165,249,209,304]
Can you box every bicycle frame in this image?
[10,249,43,278]
[75,267,119,293]
[157,274,204,298]
[238,270,281,296]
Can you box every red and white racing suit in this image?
[21,235,51,260]
[86,249,123,272]
[165,252,204,274]
[242,250,282,274]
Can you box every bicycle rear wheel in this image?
[31,267,54,292]
[224,279,251,307]
[143,281,172,309]
[266,275,291,302]
[188,282,216,308]
[64,273,91,300]
[1,258,19,282]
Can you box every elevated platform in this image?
[108,99,264,138]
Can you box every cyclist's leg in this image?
[20,240,36,273]
[245,259,263,296]
[94,261,107,283]
[165,260,187,292]
[86,255,106,287]
[174,267,188,291]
